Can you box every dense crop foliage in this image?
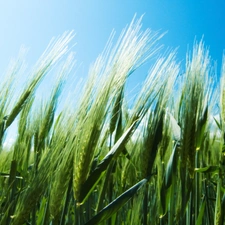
[0,17,225,225]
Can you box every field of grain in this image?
[0,17,224,225]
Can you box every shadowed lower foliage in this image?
[0,17,225,225]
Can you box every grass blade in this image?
[84,178,148,225]
[77,121,137,203]
[196,197,206,225]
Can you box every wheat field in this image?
[0,17,225,225]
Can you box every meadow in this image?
[0,17,225,225]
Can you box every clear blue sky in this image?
[0,0,224,88]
